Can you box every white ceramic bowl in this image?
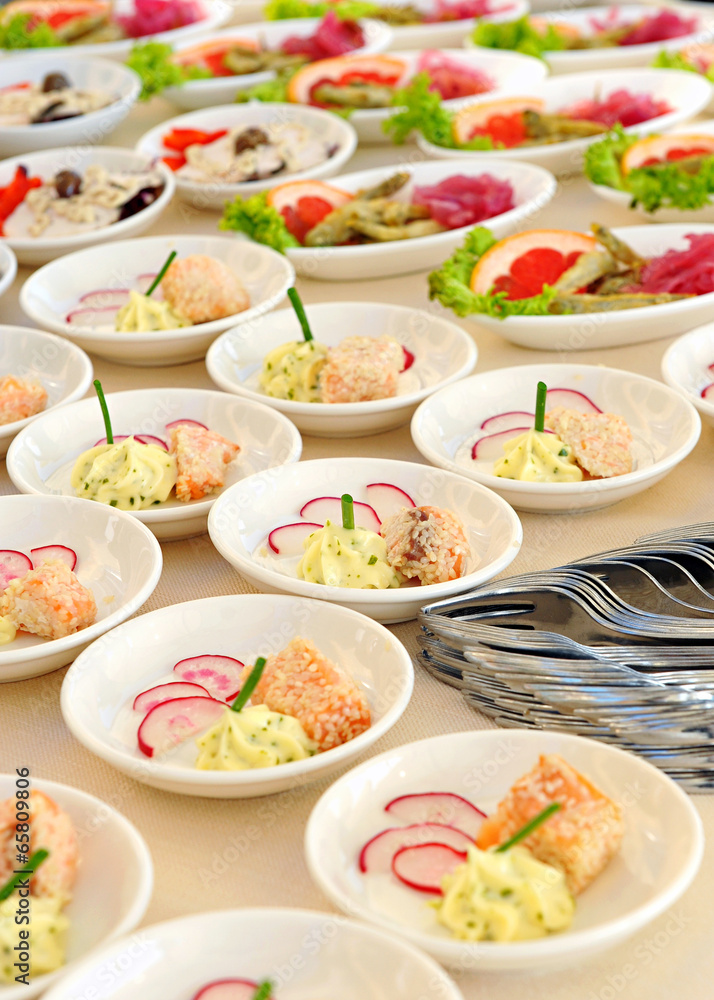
[270,157,556,281]
[207,456,522,623]
[39,908,464,999]
[19,233,295,366]
[662,322,714,428]
[0,55,140,157]
[450,224,714,350]
[379,0,529,50]
[0,325,93,458]
[411,363,701,513]
[0,242,18,303]
[305,729,704,970]
[0,773,153,1000]
[0,494,162,681]
[0,146,175,266]
[164,17,393,110]
[136,102,357,210]
[417,68,712,176]
[61,593,413,798]
[6,387,302,541]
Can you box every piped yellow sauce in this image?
[0,896,69,982]
[297,520,400,589]
[494,429,582,483]
[71,437,177,510]
[115,291,190,332]
[0,616,16,645]
[259,340,329,402]
[195,705,317,770]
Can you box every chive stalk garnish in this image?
[0,849,49,903]
[231,657,267,713]
[93,379,113,445]
[146,250,177,297]
[341,493,355,530]
[251,982,273,1000]
[496,803,561,853]
[534,380,547,434]
[287,286,313,342]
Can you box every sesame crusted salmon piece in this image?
[544,407,633,479]
[476,754,624,895]
[160,255,250,324]
[0,791,78,903]
[0,558,96,640]
[244,636,371,751]
[380,505,470,586]
[0,375,47,426]
[168,424,240,503]
[320,335,403,404]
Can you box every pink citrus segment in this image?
[469,229,598,300]
[286,53,407,105]
[621,133,714,174]
[452,96,544,147]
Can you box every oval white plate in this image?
[7,387,302,541]
[0,325,93,458]
[377,0,529,50]
[0,494,162,681]
[0,773,153,1000]
[0,145,175,266]
[662,323,714,429]
[412,363,701,513]
[61,593,413,798]
[208,456,522,623]
[207,300,477,437]
[136,102,357,209]
[305,729,704,970]
[19,233,295,365]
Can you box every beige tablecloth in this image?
[2,89,714,999]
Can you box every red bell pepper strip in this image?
[162,128,228,152]
[161,154,187,171]
[0,166,42,236]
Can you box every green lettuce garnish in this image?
[0,13,59,48]
[652,50,714,83]
[384,73,494,149]
[264,0,379,19]
[126,42,211,101]
[234,72,292,104]
[470,15,568,59]
[219,192,300,254]
[583,125,637,191]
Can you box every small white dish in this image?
[0,494,162,681]
[39,908,464,999]
[381,0,529,50]
[0,146,175,266]
[305,729,704,970]
[0,773,153,1000]
[207,456,522,624]
[662,322,714,428]
[417,68,712,176]
[0,55,140,157]
[6,387,302,541]
[136,102,357,210]
[206,300,477,437]
[19,233,295,366]
[0,325,93,459]
[0,243,18,304]
[411,363,701,513]
[165,17,393,110]
[61,593,413,798]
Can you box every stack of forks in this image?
[418,523,714,792]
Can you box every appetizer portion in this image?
[654,43,714,83]
[0,70,113,125]
[0,374,47,425]
[265,0,515,28]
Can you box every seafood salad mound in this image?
[0,375,47,426]
[266,0,514,28]
[0,70,113,125]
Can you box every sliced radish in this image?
[78,289,131,309]
[401,346,415,371]
[133,681,212,714]
[365,483,416,523]
[173,654,245,701]
[702,382,714,401]
[545,388,601,413]
[385,792,486,839]
[480,411,534,433]
[0,550,32,589]
[66,306,119,326]
[192,980,264,1000]
[300,497,381,531]
[391,842,467,895]
[708,363,714,375]
[471,426,531,460]
[30,545,77,571]
[137,696,226,757]
[268,521,322,556]
[94,434,131,447]
[358,823,473,874]
[165,418,208,430]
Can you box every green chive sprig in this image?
[93,379,113,445]
[496,802,561,853]
[0,849,49,903]
[146,250,177,297]
[534,380,547,434]
[341,493,355,530]
[287,286,313,342]
[231,657,267,713]
[251,982,273,1000]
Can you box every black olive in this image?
[117,185,164,221]
[31,101,81,124]
[233,127,269,155]
[41,71,71,93]
[54,170,83,198]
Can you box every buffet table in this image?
[2,95,714,999]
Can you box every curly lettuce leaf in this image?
[234,72,291,104]
[583,125,638,191]
[0,13,59,48]
[652,49,714,83]
[220,191,300,253]
[470,16,568,59]
[383,73,494,149]
[627,158,714,212]
[126,42,211,101]
[265,0,379,19]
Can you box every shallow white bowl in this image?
[411,363,701,513]
[40,908,463,999]
[0,55,140,157]
[136,102,357,210]
[417,68,712,176]
[164,17,393,110]
[380,0,529,50]
[0,494,162,681]
[0,146,175,266]
[272,157,556,281]
[61,593,413,798]
[207,301,477,437]
[0,325,93,458]
[0,773,153,1000]
[305,729,704,971]
[19,233,295,365]
[207,456,522,623]
[7,387,302,541]
[662,322,714,428]
[0,242,18,303]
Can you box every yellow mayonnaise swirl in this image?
[297,520,400,589]
[115,291,190,332]
[259,340,329,402]
[434,844,575,942]
[71,437,177,510]
[493,429,582,483]
[194,705,317,770]
[0,616,16,645]
[0,895,69,983]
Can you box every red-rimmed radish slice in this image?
[173,654,245,701]
[471,427,530,461]
[702,382,714,401]
[192,980,265,1000]
[300,497,381,531]
[385,792,486,839]
[391,842,467,895]
[365,483,416,524]
[165,418,208,430]
[358,823,473,874]
[30,545,77,571]
[66,306,118,325]
[545,388,601,413]
[132,681,212,714]
[268,522,322,556]
[480,411,534,433]
[137,696,226,757]
[79,289,130,309]
[401,347,415,372]
[708,363,714,375]
[0,550,32,589]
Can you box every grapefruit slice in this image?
[173,36,260,70]
[469,229,598,299]
[621,133,714,174]
[452,96,545,148]
[2,0,109,29]
[287,54,407,105]
[529,15,581,41]
[267,179,353,243]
